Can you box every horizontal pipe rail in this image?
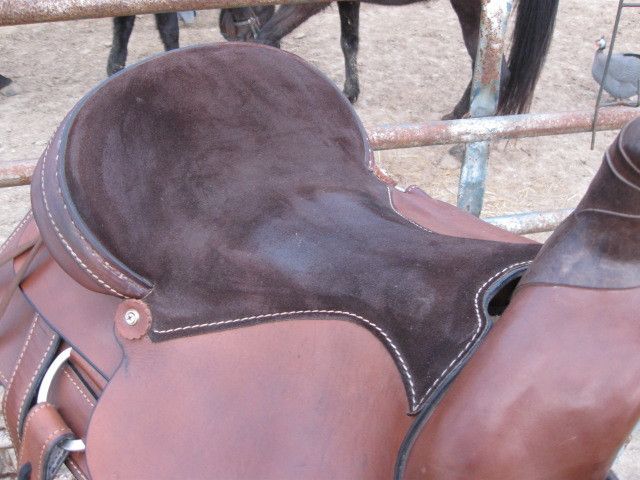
[484,209,572,235]
[1,106,637,188]
[0,160,36,188]
[0,0,312,26]
[369,106,640,150]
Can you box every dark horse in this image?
[106,9,275,76]
[221,0,559,118]
[108,0,557,119]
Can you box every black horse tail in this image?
[498,0,559,115]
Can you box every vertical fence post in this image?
[457,0,512,216]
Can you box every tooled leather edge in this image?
[30,112,151,300]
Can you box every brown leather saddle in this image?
[0,43,637,479]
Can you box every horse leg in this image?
[155,13,180,51]
[445,0,480,119]
[107,16,135,76]
[255,3,330,49]
[338,1,360,103]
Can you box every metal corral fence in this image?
[1,0,639,234]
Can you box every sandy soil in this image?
[1,0,639,477]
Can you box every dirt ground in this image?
[1,0,640,477]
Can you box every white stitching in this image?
[386,186,433,234]
[38,427,71,477]
[68,459,89,480]
[61,202,138,284]
[0,211,32,257]
[54,140,142,287]
[154,309,418,410]
[63,369,95,408]
[16,331,57,442]
[39,136,127,298]
[17,403,50,462]
[0,212,34,385]
[152,262,532,413]
[3,314,39,421]
[412,260,532,410]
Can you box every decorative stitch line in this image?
[0,211,32,257]
[154,309,418,410]
[0,214,34,386]
[39,136,127,298]
[17,403,50,462]
[38,427,71,478]
[54,145,143,288]
[3,314,39,441]
[68,460,89,480]
[63,369,95,408]
[16,331,57,443]
[412,260,532,410]
[152,262,532,413]
[386,186,433,234]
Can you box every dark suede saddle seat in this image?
[30,43,540,413]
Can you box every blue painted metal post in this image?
[457,0,513,216]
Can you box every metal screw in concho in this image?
[124,309,140,326]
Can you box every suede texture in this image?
[60,44,539,412]
[524,118,640,289]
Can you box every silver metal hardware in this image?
[124,309,140,326]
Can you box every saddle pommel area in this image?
[401,117,640,480]
[0,43,637,480]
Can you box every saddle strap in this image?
[3,315,60,447]
[0,237,41,321]
[16,402,73,480]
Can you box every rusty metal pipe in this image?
[457,0,512,216]
[0,0,312,26]
[367,106,640,150]
[484,209,572,235]
[0,160,36,188]
[1,107,637,188]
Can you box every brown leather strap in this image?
[0,237,42,320]
[0,237,38,268]
[17,402,73,480]
[3,316,59,447]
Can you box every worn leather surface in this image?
[17,402,73,480]
[2,195,536,480]
[31,43,540,413]
[390,186,537,244]
[0,213,36,387]
[523,119,640,288]
[403,286,640,479]
[86,318,411,479]
[402,121,640,479]
[2,314,59,448]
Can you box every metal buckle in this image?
[37,348,86,452]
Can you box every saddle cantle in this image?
[1,41,635,479]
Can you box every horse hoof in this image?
[107,63,125,77]
[0,83,19,97]
[344,88,359,104]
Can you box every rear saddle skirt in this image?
[0,43,637,479]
